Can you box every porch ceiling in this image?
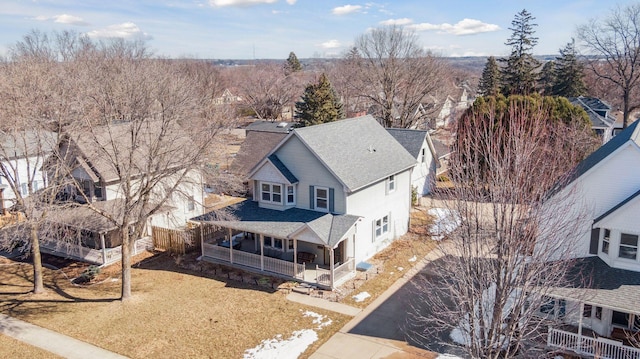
[547,256,640,315]
[191,200,360,247]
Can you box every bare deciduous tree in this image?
[353,25,447,128]
[578,3,640,128]
[407,101,596,358]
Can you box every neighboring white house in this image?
[40,120,205,266]
[540,119,640,357]
[386,128,439,196]
[569,96,617,144]
[193,115,416,289]
[0,130,57,213]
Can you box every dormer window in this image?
[261,182,283,204]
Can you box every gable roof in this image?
[65,120,190,183]
[230,131,287,176]
[290,115,416,192]
[192,200,360,247]
[386,128,428,158]
[569,97,616,129]
[267,154,298,184]
[593,188,640,225]
[568,119,640,185]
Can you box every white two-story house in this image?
[193,115,416,289]
[386,128,439,196]
[540,120,640,357]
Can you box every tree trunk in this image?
[30,224,44,294]
[120,227,132,300]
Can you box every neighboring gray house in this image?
[569,96,617,144]
[193,115,416,289]
[386,128,439,196]
[540,120,640,357]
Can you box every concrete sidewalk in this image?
[0,313,128,359]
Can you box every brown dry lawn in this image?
[0,253,349,359]
[340,209,437,308]
[0,334,63,359]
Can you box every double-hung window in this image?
[387,175,396,193]
[374,215,389,240]
[315,187,328,211]
[602,228,610,254]
[261,182,282,204]
[286,185,295,205]
[619,233,638,260]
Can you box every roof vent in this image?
[277,122,288,128]
[368,145,376,153]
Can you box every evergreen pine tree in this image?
[500,9,540,95]
[478,56,501,97]
[284,51,302,74]
[552,39,587,97]
[295,73,344,127]
[538,61,556,95]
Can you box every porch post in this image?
[329,247,335,288]
[228,228,233,264]
[100,233,107,265]
[293,238,298,278]
[200,223,204,258]
[578,302,584,351]
[259,234,264,271]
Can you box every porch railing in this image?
[548,327,640,359]
[39,237,152,266]
[202,243,304,279]
[315,258,355,287]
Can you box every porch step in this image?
[291,283,316,295]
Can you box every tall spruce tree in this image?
[552,39,587,97]
[284,51,302,74]
[478,56,501,97]
[295,73,344,127]
[538,61,557,95]
[500,9,540,95]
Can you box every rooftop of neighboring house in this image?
[386,128,429,158]
[245,120,297,134]
[275,115,417,192]
[431,138,452,159]
[569,96,617,129]
[0,129,58,160]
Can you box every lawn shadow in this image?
[134,251,281,294]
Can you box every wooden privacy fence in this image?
[152,226,202,255]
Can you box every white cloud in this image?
[32,14,89,26]
[379,18,412,26]
[319,39,341,49]
[332,5,362,15]
[285,0,297,4]
[87,22,151,40]
[209,0,277,7]
[408,18,499,36]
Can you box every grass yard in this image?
[339,209,437,308]
[0,253,349,359]
[0,334,63,359]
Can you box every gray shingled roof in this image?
[431,139,452,158]
[548,256,640,315]
[0,130,57,160]
[191,200,360,247]
[292,115,416,192]
[569,97,616,128]
[230,131,287,176]
[386,128,428,158]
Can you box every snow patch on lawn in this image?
[428,208,461,240]
[437,354,463,359]
[352,291,371,302]
[243,311,331,359]
[408,255,417,262]
[397,266,404,271]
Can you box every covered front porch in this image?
[191,201,361,289]
[545,257,640,358]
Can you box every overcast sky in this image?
[0,0,633,59]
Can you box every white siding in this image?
[346,169,412,262]
[0,155,48,210]
[412,140,436,196]
[274,136,346,213]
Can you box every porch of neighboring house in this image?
[191,201,361,290]
[544,257,640,358]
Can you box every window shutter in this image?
[589,228,600,255]
[309,185,315,209]
[372,219,376,242]
[329,188,334,213]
